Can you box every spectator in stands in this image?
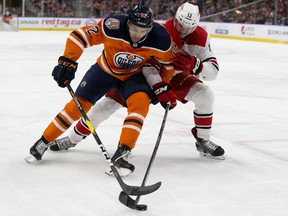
[91,0,101,17]
[25,0,288,26]
[2,11,13,24]
[64,7,74,17]
[120,1,131,14]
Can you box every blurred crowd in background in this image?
[1,0,288,25]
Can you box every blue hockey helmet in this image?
[128,5,154,28]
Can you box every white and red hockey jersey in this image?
[164,18,219,81]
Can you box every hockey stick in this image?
[66,84,161,196]
[119,103,170,210]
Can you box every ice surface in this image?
[1,31,288,216]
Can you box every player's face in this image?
[174,20,196,39]
[128,22,150,42]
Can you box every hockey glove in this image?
[52,56,78,88]
[153,82,177,110]
[174,50,203,75]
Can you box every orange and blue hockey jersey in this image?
[63,15,175,83]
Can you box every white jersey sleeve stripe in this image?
[68,35,85,52]
[78,29,91,48]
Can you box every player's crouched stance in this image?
[25,5,177,171]
[170,2,224,159]
[174,50,224,159]
[50,58,175,177]
[47,3,225,167]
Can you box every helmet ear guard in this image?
[128,4,154,28]
[175,2,200,30]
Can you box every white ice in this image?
[1,31,288,216]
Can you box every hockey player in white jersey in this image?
[50,2,225,175]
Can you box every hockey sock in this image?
[70,118,91,143]
[43,97,92,142]
[119,92,150,149]
[193,111,213,140]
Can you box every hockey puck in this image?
[136,204,147,211]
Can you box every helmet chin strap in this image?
[131,32,150,48]
[136,32,149,43]
[137,27,152,42]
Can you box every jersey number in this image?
[86,25,99,36]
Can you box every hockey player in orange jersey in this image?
[49,3,225,172]
[25,5,177,175]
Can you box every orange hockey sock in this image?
[119,91,150,149]
[43,97,92,142]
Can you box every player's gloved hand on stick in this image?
[174,49,203,75]
[52,56,78,88]
[153,82,177,110]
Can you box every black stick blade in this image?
[125,181,161,196]
[119,182,161,209]
[119,191,137,209]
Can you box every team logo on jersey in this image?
[105,18,120,30]
[114,52,144,69]
[80,81,86,88]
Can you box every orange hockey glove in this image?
[52,56,78,88]
[174,50,203,75]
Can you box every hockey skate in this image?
[105,145,135,177]
[191,127,225,160]
[50,136,76,151]
[25,136,50,163]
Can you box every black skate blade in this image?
[124,181,161,196]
